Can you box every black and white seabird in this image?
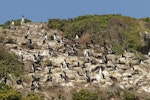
[28,39,34,49]
[1,76,7,84]
[45,74,52,82]
[25,28,30,39]
[84,70,90,82]
[42,32,47,44]
[16,77,23,85]
[31,63,42,73]
[31,81,35,91]
[21,15,25,25]
[9,20,15,29]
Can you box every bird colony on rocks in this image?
[0,20,150,99]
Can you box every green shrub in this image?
[140,17,150,22]
[72,89,99,100]
[0,83,22,100]
[0,83,43,100]
[0,44,23,77]
[144,98,150,100]
[48,19,66,31]
[23,93,44,100]
[122,91,138,100]
[105,90,115,99]
[112,43,124,54]
[0,21,11,28]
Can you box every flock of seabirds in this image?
[0,16,150,93]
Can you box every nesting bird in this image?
[53,33,58,42]
[1,76,7,84]
[18,48,23,62]
[75,34,79,40]
[103,46,108,55]
[103,55,108,64]
[45,74,52,82]
[28,39,34,49]
[9,20,15,29]
[31,75,40,83]
[84,50,89,58]
[20,15,25,25]
[11,20,15,26]
[148,51,150,57]
[60,71,69,82]
[84,70,91,82]
[71,46,78,56]
[99,67,105,79]
[16,77,23,85]
[42,32,48,44]
[47,43,53,51]
[31,81,35,92]
[31,63,42,73]
[25,28,30,39]
[86,42,91,49]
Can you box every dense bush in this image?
[0,83,43,100]
[22,93,44,100]
[48,19,66,31]
[0,83,22,100]
[140,17,150,22]
[0,44,23,78]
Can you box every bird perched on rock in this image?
[25,28,30,39]
[42,32,48,44]
[20,15,25,25]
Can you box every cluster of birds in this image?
[23,30,108,92]
[1,17,150,93]
[9,15,25,29]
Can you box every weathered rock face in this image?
[0,22,150,99]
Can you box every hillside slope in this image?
[0,14,150,100]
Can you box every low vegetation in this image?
[0,83,22,100]
[72,88,149,100]
[0,84,149,100]
[0,18,31,29]
[0,83,43,100]
[72,89,99,100]
[0,43,23,78]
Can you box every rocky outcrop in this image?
[0,22,150,99]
